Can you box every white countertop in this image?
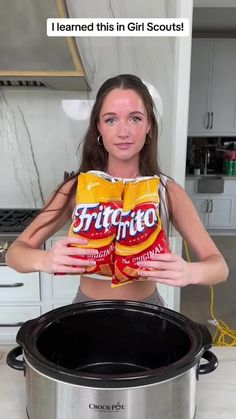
[186,174,236,180]
[0,346,236,419]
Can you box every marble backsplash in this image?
[0,0,192,208]
[0,89,90,207]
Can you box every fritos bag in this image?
[112,177,170,287]
[68,171,123,276]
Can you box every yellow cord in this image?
[183,240,236,346]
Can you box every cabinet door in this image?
[45,237,80,301]
[190,196,209,226]
[210,40,236,134]
[52,274,80,300]
[188,39,213,135]
[208,195,235,228]
[157,235,181,311]
[0,305,41,344]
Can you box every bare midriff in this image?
[80,275,156,300]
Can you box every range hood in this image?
[0,0,90,91]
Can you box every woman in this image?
[6,74,228,305]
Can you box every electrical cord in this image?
[183,240,236,347]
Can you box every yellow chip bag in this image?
[112,177,170,287]
[68,172,123,276]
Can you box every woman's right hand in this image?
[42,237,98,274]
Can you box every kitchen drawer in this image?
[52,274,80,300]
[0,267,40,302]
[0,305,41,344]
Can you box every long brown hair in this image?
[37,74,170,230]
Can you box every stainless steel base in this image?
[25,363,197,419]
[27,405,198,419]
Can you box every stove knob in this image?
[0,241,9,253]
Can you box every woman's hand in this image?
[42,236,98,274]
[137,253,191,287]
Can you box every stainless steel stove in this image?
[0,209,40,265]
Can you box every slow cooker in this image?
[7,300,218,419]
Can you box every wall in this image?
[0,0,193,208]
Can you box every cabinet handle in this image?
[0,322,24,327]
[206,199,209,212]
[209,199,213,213]
[210,112,213,129]
[205,112,210,129]
[0,282,24,288]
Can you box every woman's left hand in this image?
[137,253,191,287]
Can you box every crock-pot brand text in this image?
[89,402,125,411]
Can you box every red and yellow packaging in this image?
[112,177,170,287]
[69,172,123,276]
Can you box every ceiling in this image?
[193,7,236,35]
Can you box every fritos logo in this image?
[116,203,158,244]
[73,203,122,238]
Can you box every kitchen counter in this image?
[0,346,236,418]
[186,174,236,180]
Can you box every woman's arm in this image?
[5,179,97,274]
[138,180,229,286]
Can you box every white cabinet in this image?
[157,235,181,312]
[185,179,236,231]
[52,275,80,301]
[44,236,80,306]
[188,39,213,135]
[188,39,236,136]
[0,268,41,344]
[190,195,235,228]
[0,305,41,344]
[210,40,236,134]
[0,268,40,302]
